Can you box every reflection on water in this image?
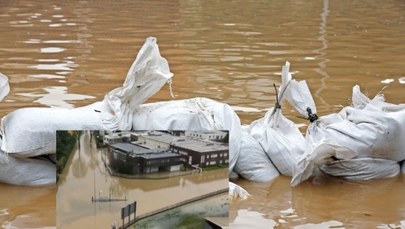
[57,131,228,229]
[231,175,405,228]
[1,0,404,117]
[0,184,55,229]
[16,86,95,108]
[0,0,404,228]
[313,0,331,109]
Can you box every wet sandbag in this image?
[0,37,173,158]
[0,152,55,185]
[234,131,279,182]
[246,62,306,176]
[292,85,405,186]
[99,37,173,130]
[229,181,251,199]
[131,97,242,172]
[320,158,400,180]
[281,62,317,120]
[0,106,104,157]
[248,108,305,176]
[0,72,10,102]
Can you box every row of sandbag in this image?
[233,61,405,187]
[289,80,405,186]
[134,63,405,187]
[0,38,243,190]
[1,37,405,189]
[0,37,174,185]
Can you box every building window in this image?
[211,154,217,158]
[210,161,216,165]
[201,156,205,163]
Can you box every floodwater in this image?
[0,184,55,228]
[56,131,228,229]
[0,0,404,228]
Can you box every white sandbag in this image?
[248,108,305,176]
[292,85,405,186]
[234,131,279,182]
[0,37,173,157]
[99,37,173,130]
[229,181,251,199]
[0,72,10,102]
[282,62,317,120]
[292,141,358,186]
[246,62,306,176]
[320,158,400,180]
[352,85,405,112]
[0,152,55,185]
[131,97,241,172]
[0,106,104,157]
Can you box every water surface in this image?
[0,0,404,228]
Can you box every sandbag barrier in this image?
[0,38,404,196]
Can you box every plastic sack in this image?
[292,85,405,186]
[234,130,279,182]
[1,106,104,157]
[131,97,241,172]
[0,151,55,185]
[246,62,306,176]
[229,181,251,199]
[0,37,173,158]
[320,158,400,180]
[0,72,10,102]
[247,108,306,176]
[99,37,173,130]
[281,62,317,121]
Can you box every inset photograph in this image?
[56,130,229,229]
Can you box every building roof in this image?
[137,132,181,144]
[139,152,182,159]
[110,142,152,155]
[105,131,132,137]
[171,140,228,153]
[110,142,181,159]
[186,130,228,135]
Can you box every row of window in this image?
[189,133,222,140]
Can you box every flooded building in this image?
[131,131,181,150]
[105,130,229,175]
[170,140,228,168]
[108,142,185,175]
[103,131,132,145]
[184,131,228,142]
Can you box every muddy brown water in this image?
[0,0,404,228]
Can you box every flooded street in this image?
[0,0,404,228]
[57,131,228,229]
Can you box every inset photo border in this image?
[56,130,229,229]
